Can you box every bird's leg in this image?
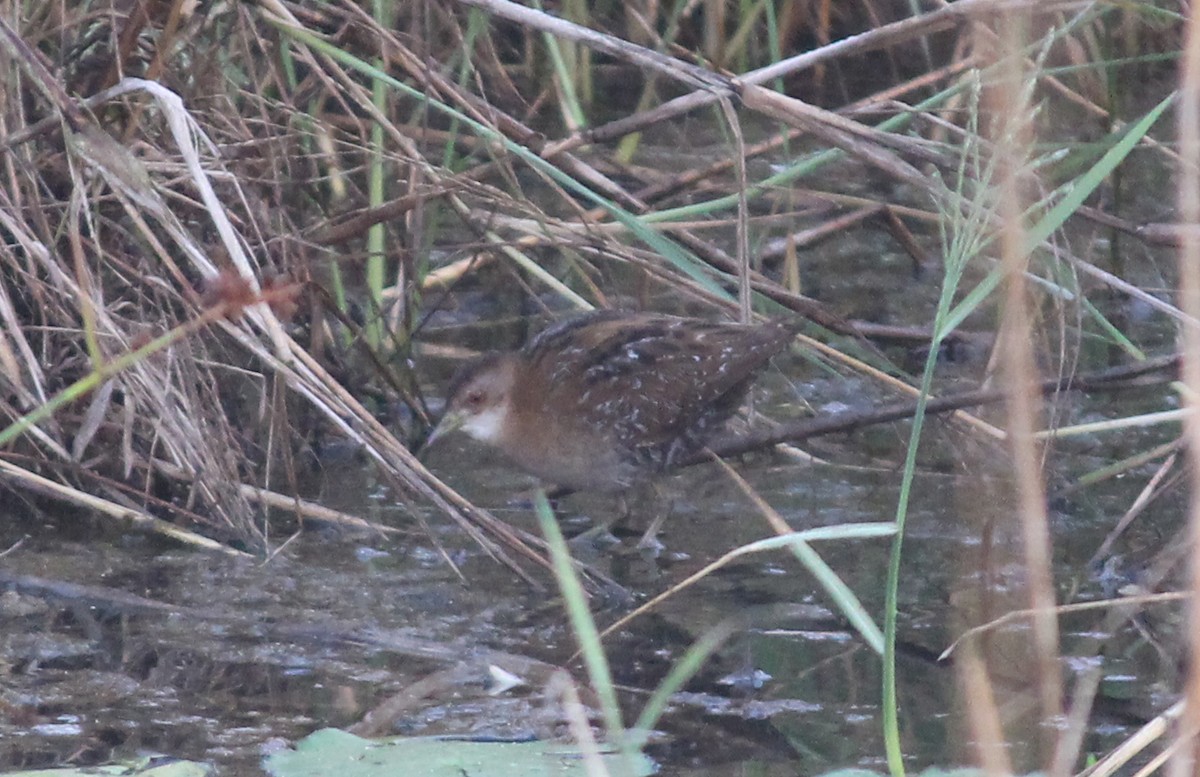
[566,483,672,554]
[634,483,672,556]
[563,493,622,550]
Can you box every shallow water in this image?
[0,381,1183,775]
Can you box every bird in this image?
[425,309,797,497]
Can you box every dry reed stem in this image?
[1170,3,1200,774]
[1081,699,1184,777]
[959,642,1014,776]
[0,457,244,555]
[941,591,1190,661]
[988,10,1065,763]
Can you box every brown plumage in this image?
[428,310,797,492]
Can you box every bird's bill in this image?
[419,410,464,455]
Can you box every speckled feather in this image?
[531,312,792,459]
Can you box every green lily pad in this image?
[263,728,654,777]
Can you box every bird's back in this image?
[525,311,796,476]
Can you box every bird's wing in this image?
[538,315,793,449]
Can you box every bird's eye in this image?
[465,389,484,407]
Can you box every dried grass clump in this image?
[0,2,564,570]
